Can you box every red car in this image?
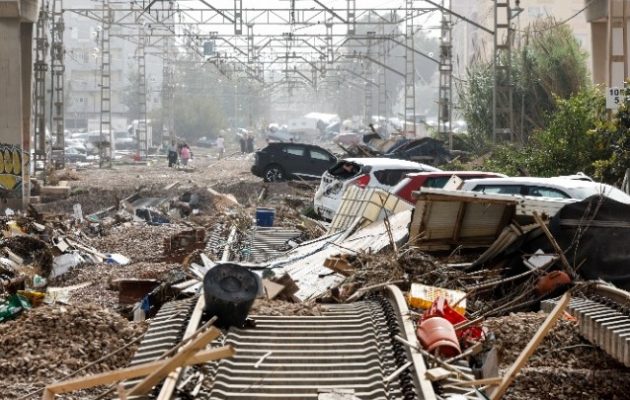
[392,171,507,203]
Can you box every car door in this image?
[306,147,336,178]
[280,145,308,178]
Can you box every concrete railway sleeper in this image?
[542,285,630,368]
[122,286,433,399]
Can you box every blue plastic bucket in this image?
[256,207,275,227]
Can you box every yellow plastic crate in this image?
[407,283,466,314]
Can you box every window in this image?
[424,177,450,188]
[473,185,522,195]
[282,146,304,156]
[526,186,570,199]
[310,149,331,161]
[374,169,418,185]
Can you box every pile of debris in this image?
[0,303,145,383]
[4,155,630,400]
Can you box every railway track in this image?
[542,284,630,367]
[124,285,435,400]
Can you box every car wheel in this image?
[264,165,285,182]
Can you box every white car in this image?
[460,177,630,204]
[314,157,441,220]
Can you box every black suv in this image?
[251,143,337,182]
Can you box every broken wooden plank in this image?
[491,292,571,400]
[155,296,207,400]
[532,212,573,276]
[127,324,219,396]
[43,345,234,397]
[449,376,503,387]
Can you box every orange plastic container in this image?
[416,316,461,357]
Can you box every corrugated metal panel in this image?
[409,190,516,251]
[413,187,576,217]
[459,203,510,238]
[422,201,460,239]
[329,186,413,235]
[243,227,302,263]
[271,211,412,301]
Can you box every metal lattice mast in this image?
[137,28,148,159]
[347,0,356,35]
[162,3,175,145]
[234,0,243,34]
[438,0,453,149]
[377,24,387,120]
[34,0,49,179]
[99,0,112,168]
[403,0,416,136]
[325,23,334,64]
[50,0,65,168]
[493,0,514,142]
[364,31,374,124]
[162,37,175,145]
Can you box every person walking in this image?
[239,133,246,154]
[246,133,254,153]
[216,135,225,159]
[167,141,178,167]
[180,143,191,166]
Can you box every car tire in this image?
[263,165,285,182]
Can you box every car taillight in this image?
[350,174,371,188]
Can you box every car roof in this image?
[461,176,602,189]
[404,171,506,178]
[461,176,630,203]
[342,157,441,170]
[268,142,327,150]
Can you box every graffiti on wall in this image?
[0,144,28,196]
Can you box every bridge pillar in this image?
[0,0,38,211]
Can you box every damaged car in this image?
[314,158,440,220]
[461,176,630,203]
[251,142,337,182]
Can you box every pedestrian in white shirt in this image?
[216,136,225,159]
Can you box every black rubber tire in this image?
[263,165,285,182]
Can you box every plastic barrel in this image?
[203,263,260,328]
[256,207,275,227]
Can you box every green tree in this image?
[592,89,630,185]
[480,85,630,186]
[458,18,589,151]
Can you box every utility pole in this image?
[404,0,416,136]
[33,0,49,180]
[99,0,112,168]
[136,27,148,160]
[50,0,65,168]
[438,0,453,149]
[492,0,514,143]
